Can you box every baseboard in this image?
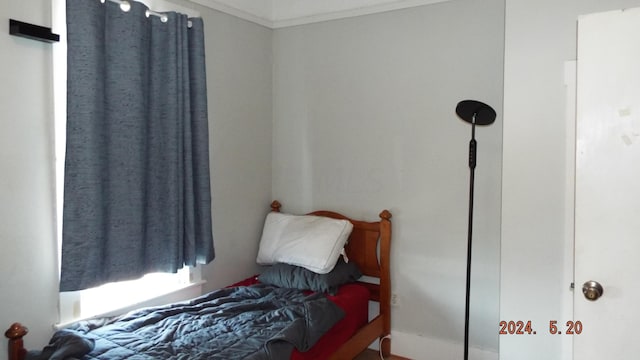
[381,330,499,360]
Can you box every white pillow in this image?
[256,212,354,274]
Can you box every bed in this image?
[6,200,392,360]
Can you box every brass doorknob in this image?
[582,280,604,301]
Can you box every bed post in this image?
[378,210,392,356]
[5,323,28,360]
[270,200,281,213]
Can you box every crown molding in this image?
[271,0,452,28]
[188,0,274,28]
[189,0,452,29]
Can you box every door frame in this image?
[563,59,577,360]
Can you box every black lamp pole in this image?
[455,100,496,360]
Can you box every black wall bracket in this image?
[9,19,60,43]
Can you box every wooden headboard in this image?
[270,200,393,358]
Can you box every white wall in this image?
[272,0,504,357]
[0,1,272,357]
[0,1,59,356]
[501,0,640,359]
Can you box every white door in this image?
[575,7,640,359]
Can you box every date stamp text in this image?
[499,320,583,335]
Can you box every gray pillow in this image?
[258,258,362,295]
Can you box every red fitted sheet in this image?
[230,276,370,359]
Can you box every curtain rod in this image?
[102,0,193,27]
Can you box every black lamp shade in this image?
[456,100,496,126]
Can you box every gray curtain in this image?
[60,0,214,292]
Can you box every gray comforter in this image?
[28,284,344,360]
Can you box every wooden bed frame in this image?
[5,200,392,360]
[273,201,393,359]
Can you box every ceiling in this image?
[188,0,452,28]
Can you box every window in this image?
[53,0,204,325]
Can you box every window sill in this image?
[55,280,206,329]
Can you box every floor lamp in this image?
[455,100,496,360]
